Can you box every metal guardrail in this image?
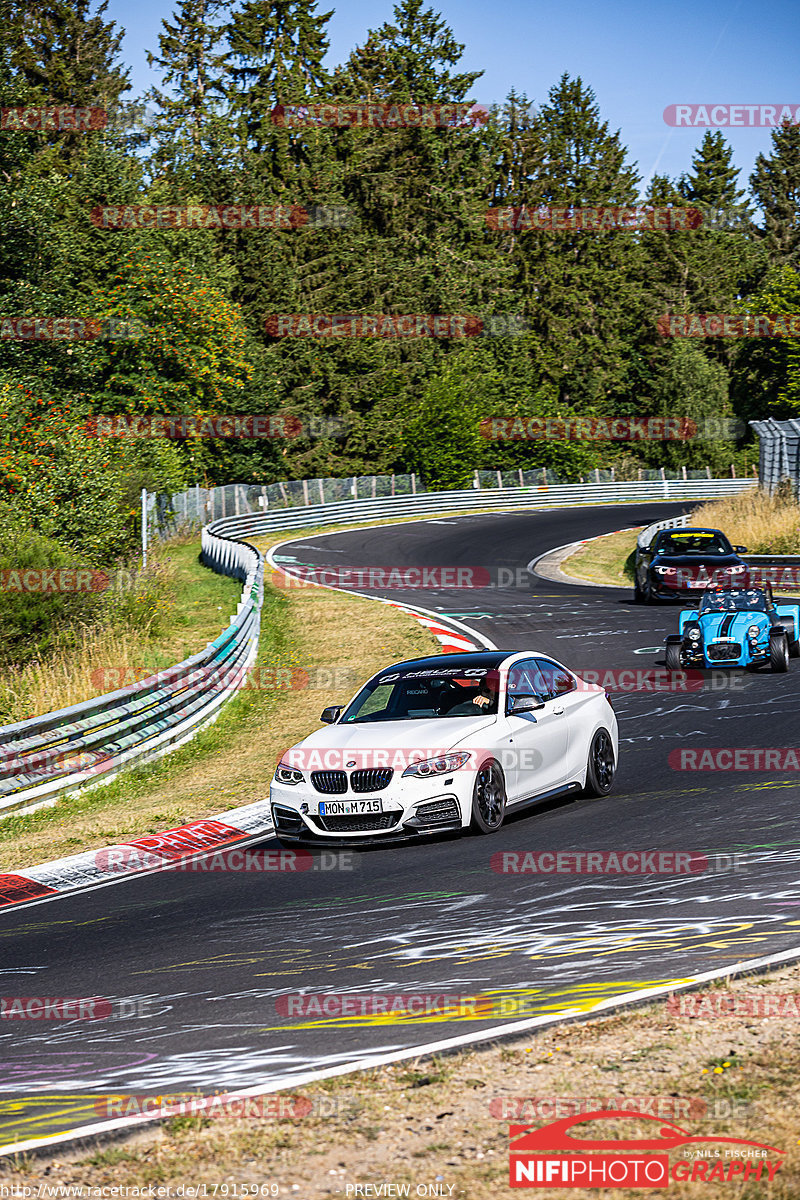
[204,478,754,539]
[0,534,264,819]
[637,513,691,549]
[0,477,754,820]
[154,470,756,539]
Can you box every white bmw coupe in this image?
[270,652,618,843]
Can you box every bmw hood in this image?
[290,716,498,753]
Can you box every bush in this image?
[0,503,100,666]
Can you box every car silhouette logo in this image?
[509,1110,784,1154]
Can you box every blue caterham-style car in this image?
[665,585,800,673]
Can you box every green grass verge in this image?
[560,528,639,587]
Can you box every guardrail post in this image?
[141,488,148,569]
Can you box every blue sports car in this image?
[665,585,800,673]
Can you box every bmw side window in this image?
[534,658,576,699]
[506,660,548,713]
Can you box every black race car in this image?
[634,526,748,604]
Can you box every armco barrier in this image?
[202,477,754,539]
[0,532,263,818]
[0,478,753,819]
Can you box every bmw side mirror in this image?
[320,705,342,724]
[509,694,545,715]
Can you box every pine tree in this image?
[9,0,129,109]
[510,74,643,412]
[145,0,230,193]
[750,121,800,265]
[227,0,332,167]
[679,131,750,228]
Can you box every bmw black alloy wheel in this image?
[592,730,615,789]
[472,762,507,832]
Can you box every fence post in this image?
[353,476,358,499]
[497,470,503,489]
[391,473,395,496]
[302,479,309,505]
[318,478,325,504]
[141,488,148,569]
[372,476,377,498]
[474,470,480,489]
[411,473,416,494]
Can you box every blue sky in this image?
[105,0,798,194]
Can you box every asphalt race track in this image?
[4,502,800,1152]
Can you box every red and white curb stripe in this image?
[385,602,481,653]
[0,801,274,914]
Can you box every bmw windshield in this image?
[341,667,501,723]
[655,531,733,556]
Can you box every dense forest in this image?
[1,0,800,561]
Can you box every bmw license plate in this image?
[318,799,383,816]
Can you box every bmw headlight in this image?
[748,624,761,639]
[274,763,305,785]
[402,752,471,778]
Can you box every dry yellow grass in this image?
[0,623,163,722]
[692,486,800,554]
